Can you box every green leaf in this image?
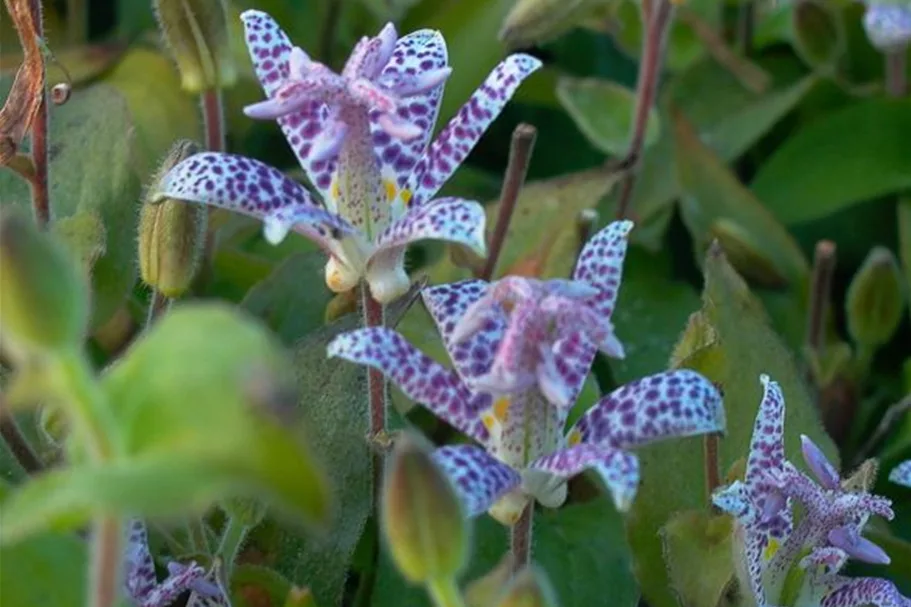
[0,82,141,329]
[751,98,911,226]
[626,247,837,607]
[791,0,845,72]
[661,510,735,607]
[0,531,87,607]
[373,499,638,607]
[241,251,335,345]
[557,77,660,156]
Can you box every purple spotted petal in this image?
[528,444,640,511]
[567,370,725,449]
[372,29,449,190]
[124,519,157,602]
[863,3,911,52]
[408,54,543,206]
[157,152,350,252]
[889,460,911,487]
[184,560,230,607]
[827,525,891,565]
[241,11,336,200]
[744,375,788,518]
[801,546,849,574]
[536,330,596,408]
[822,577,911,607]
[431,444,521,517]
[471,298,539,395]
[571,220,633,325]
[327,327,490,443]
[801,434,841,490]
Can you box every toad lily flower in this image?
[124,519,229,607]
[328,221,725,524]
[712,375,907,607]
[891,460,911,488]
[155,11,542,303]
[862,2,911,52]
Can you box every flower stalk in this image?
[216,516,249,579]
[510,503,534,573]
[427,579,468,607]
[89,516,123,607]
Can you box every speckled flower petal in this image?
[185,560,230,607]
[528,444,640,511]
[421,280,507,383]
[801,434,841,490]
[327,327,490,443]
[863,3,911,52]
[572,220,633,325]
[241,11,336,201]
[408,54,543,206]
[889,460,911,487]
[827,525,890,565]
[158,152,351,251]
[821,576,911,607]
[372,30,448,194]
[566,370,725,450]
[432,444,522,517]
[124,519,157,602]
[472,298,539,395]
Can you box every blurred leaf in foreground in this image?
[661,510,735,607]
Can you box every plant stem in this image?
[216,516,249,578]
[197,89,226,291]
[361,283,387,439]
[30,9,50,229]
[805,240,836,353]
[885,49,907,98]
[186,516,211,555]
[426,578,467,607]
[480,123,537,281]
[510,503,533,573]
[615,0,674,220]
[0,391,44,474]
[704,432,721,505]
[88,516,122,607]
[144,290,169,330]
[51,348,115,461]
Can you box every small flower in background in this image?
[891,461,911,487]
[329,221,726,524]
[155,10,541,303]
[862,2,911,52]
[712,375,908,607]
[124,519,229,607]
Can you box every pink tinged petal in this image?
[326,328,491,443]
[431,445,522,517]
[289,47,312,77]
[372,29,448,190]
[409,53,543,206]
[827,525,891,565]
[310,118,350,163]
[472,299,540,395]
[421,280,507,383]
[801,434,841,490]
[376,112,424,141]
[822,577,911,607]
[342,36,372,79]
[392,67,453,97]
[541,330,597,409]
[889,460,911,487]
[528,444,640,511]
[567,370,725,449]
[800,547,849,574]
[124,519,157,602]
[572,219,634,324]
[350,78,398,114]
[369,23,398,79]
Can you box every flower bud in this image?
[0,209,88,355]
[863,3,911,52]
[139,140,207,298]
[221,496,267,528]
[708,219,788,288]
[499,0,608,50]
[495,566,558,607]
[153,0,237,92]
[283,587,317,607]
[845,246,905,348]
[381,433,468,584]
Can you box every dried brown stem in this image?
[510,503,533,573]
[805,240,837,353]
[480,123,537,281]
[615,0,674,220]
[0,391,44,474]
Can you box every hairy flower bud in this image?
[381,433,468,584]
[845,246,905,348]
[708,219,788,288]
[0,209,88,355]
[139,140,207,297]
[496,566,558,607]
[153,0,237,92]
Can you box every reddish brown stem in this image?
[885,50,908,98]
[481,123,537,281]
[615,0,674,220]
[704,432,721,505]
[510,503,533,573]
[30,5,50,229]
[805,240,837,353]
[197,89,226,291]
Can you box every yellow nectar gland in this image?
[763,538,780,562]
[382,179,414,207]
[567,429,582,447]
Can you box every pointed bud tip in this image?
[154,0,237,92]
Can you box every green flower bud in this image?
[499,0,610,50]
[153,0,237,93]
[221,496,267,528]
[845,246,905,348]
[496,566,559,607]
[283,587,317,607]
[0,209,88,356]
[708,219,789,288]
[139,140,207,298]
[381,433,468,584]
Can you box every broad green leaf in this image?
[626,248,836,607]
[0,42,127,86]
[557,77,660,156]
[52,210,107,274]
[0,531,87,607]
[241,251,335,345]
[673,109,810,286]
[0,82,140,329]
[661,510,735,607]
[373,499,638,607]
[751,98,911,226]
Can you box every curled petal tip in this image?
[800,434,840,490]
[262,217,291,245]
[827,525,891,565]
[243,98,287,120]
[376,113,424,141]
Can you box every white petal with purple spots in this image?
[431,444,522,517]
[528,443,640,511]
[889,460,911,487]
[572,220,633,324]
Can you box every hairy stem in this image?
[426,578,467,607]
[615,0,674,220]
[0,391,44,474]
[88,516,122,607]
[510,503,534,573]
[30,12,50,229]
[885,49,908,98]
[480,123,537,281]
[216,516,249,578]
[805,240,837,353]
